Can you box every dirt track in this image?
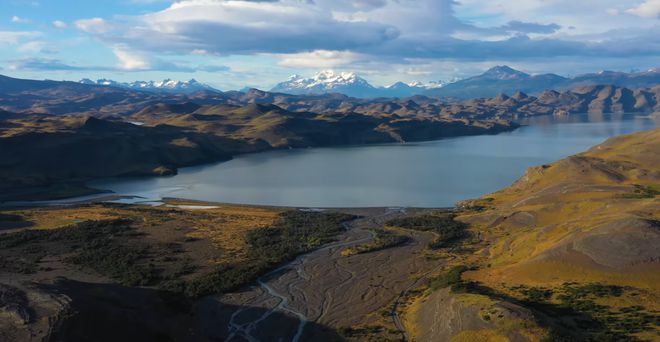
[209,207,442,341]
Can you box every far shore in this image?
[0,195,457,212]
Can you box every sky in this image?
[1,0,660,90]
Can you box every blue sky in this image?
[2,0,660,90]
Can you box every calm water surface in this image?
[89,114,660,207]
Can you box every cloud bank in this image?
[69,0,660,72]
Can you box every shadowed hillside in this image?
[0,102,516,201]
[0,117,264,201]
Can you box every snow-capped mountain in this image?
[270,70,455,98]
[79,78,219,94]
[271,71,381,98]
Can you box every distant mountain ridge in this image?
[79,78,219,94]
[1,73,659,119]
[270,70,454,98]
[269,66,660,99]
[412,66,660,99]
[16,65,660,99]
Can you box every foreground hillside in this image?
[403,128,660,341]
[0,129,658,341]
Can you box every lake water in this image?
[89,113,660,208]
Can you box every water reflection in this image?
[83,114,659,208]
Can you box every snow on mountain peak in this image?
[78,78,218,93]
[271,70,463,97]
[311,70,361,86]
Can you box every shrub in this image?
[386,213,468,249]
[342,229,409,256]
[429,265,468,290]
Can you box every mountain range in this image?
[64,66,660,99]
[79,78,219,94]
[2,74,659,120]
[270,70,450,98]
[269,66,660,99]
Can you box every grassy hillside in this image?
[405,128,660,341]
[460,129,660,288]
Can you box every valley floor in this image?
[0,202,453,341]
[2,128,660,342]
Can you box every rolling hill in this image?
[405,128,660,341]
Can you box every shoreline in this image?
[0,120,520,205]
[0,195,458,211]
[3,112,654,207]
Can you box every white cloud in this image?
[75,17,115,34]
[626,0,660,18]
[59,0,660,85]
[78,0,398,54]
[7,58,84,71]
[11,15,30,23]
[457,0,653,35]
[276,50,367,69]
[112,45,152,70]
[7,56,225,74]
[52,20,68,29]
[18,40,56,54]
[0,31,41,45]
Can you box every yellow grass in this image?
[183,205,281,262]
[450,330,509,342]
[4,203,281,264]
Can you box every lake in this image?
[89,113,660,208]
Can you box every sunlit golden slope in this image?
[405,129,660,342]
[460,128,660,289]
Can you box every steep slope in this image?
[404,129,660,341]
[0,117,263,201]
[460,129,660,284]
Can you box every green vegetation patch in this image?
[509,284,554,303]
[617,184,660,199]
[338,325,384,338]
[0,211,355,298]
[342,229,409,256]
[0,219,135,249]
[428,265,469,291]
[386,212,468,249]
[0,213,23,222]
[0,219,158,286]
[507,283,659,341]
[0,255,40,274]
[246,211,355,261]
[428,274,658,341]
[182,210,355,297]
